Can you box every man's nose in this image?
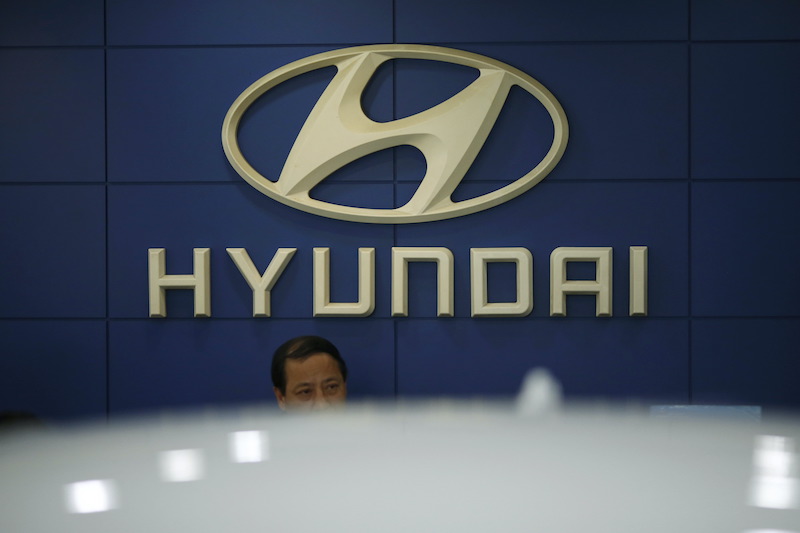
[310,391,331,410]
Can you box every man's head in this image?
[271,335,348,411]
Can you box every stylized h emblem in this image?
[222,45,568,224]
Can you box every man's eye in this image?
[326,383,340,392]
[296,389,311,397]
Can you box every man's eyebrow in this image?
[322,377,342,384]
[291,382,313,390]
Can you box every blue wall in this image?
[1,0,798,419]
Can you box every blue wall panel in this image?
[692,43,800,180]
[0,185,106,318]
[397,319,688,402]
[396,0,687,42]
[692,0,800,41]
[400,44,687,182]
[107,47,330,183]
[108,47,394,183]
[396,181,688,318]
[107,0,393,46]
[0,49,105,183]
[0,0,104,46]
[1,0,799,419]
[0,321,106,420]
[692,182,800,317]
[108,183,395,318]
[692,319,800,407]
[109,319,395,415]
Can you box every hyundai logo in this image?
[222,44,568,224]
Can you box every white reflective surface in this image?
[229,430,269,463]
[743,530,800,533]
[159,449,205,482]
[750,435,799,510]
[2,402,799,532]
[64,479,117,514]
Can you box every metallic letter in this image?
[391,247,454,317]
[148,248,211,318]
[227,248,297,317]
[470,248,533,317]
[313,248,375,317]
[629,246,648,317]
[550,247,612,317]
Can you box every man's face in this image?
[274,353,347,411]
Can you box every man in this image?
[271,335,348,411]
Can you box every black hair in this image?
[0,410,44,433]
[271,335,348,394]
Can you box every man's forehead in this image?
[284,352,342,383]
